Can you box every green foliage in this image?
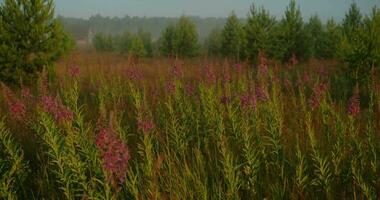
[159,16,199,58]
[221,12,246,61]
[0,0,74,84]
[129,36,147,58]
[245,4,276,63]
[273,0,310,62]
[338,4,380,84]
[173,16,199,57]
[159,25,176,57]
[93,33,115,52]
[0,119,29,199]
[137,29,154,57]
[203,28,222,57]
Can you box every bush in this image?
[93,33,115,52]
[338,4,380,85]
[0,0,74,84]
[221,12,246,61]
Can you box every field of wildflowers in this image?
[0,52,379,199]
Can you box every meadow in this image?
[0,51,379,199]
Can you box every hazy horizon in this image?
[53,0,380,21]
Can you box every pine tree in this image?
[275,0,310,62]
[160,25,176,57]
[342,2,363,38]
[204,28,222,58]
[338,5,380,84]
[245,4,276,64]
[129,36,147,58]
[306,15,325,58]
[93,33,114,52]
[137,29,153,57]
[221,12,246,61]
[173,16,199,57]
[0,0,74,84]
[324,18,340,59]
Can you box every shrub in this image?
[0,0,74,84]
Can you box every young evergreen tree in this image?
[245,4,276,64]
[275,0,310,62]
[305,15,326,58]
[173,16,199,57]
[159,25,176,57]
[324,18,340,59]
[116,31,132,54]
[129,36,147,58]
[93,33,114,52]
[221,12,246,61]
[137,29,153,57]
[339,5,380,84]
[203,28,222,58]
[342,2,363,38]
[0,0,74,84]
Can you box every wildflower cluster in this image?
[41,95,73,123]
[96,127,131,184]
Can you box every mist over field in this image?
[55,0,378,20]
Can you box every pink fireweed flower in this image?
[21,87,32,99]
[9,100,26,121]
[137,118,155,133]
[258,53,269,77]
[126,67,143,81]
[165,80,176,93]
[348,85,360,116]
[240,93,257,111]
[256,85,269,102]
[284,78,292,92]
[41,95,73,123]
[240,94,250,108]
[96,127,131,184]
[1,84,26,121]
[235,63,243,74]
[68,65,80,77]
[204,66,216,85]
[185,83,195,96]
[220,95,230,105]
[223,68,231,82]
[290,54,298,66]
[171,64,183,79]
[309,83,328,110]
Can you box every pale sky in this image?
[1,0,379,20]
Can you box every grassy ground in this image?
[0,51,379,199]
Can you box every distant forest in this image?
[58,15,229,41]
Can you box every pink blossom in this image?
[185,83,195,96]
[240,93,257,111]
[137,118,155,133]
[126,67,143,81]
[165,80,176,93]
[41,95,73,123]
[21,87,32,99]
[290,54,298,66]
[68,65,80,77]
[204,66,216,85]
[235,63,243,74]
[309,83,328,109]
[171,64,183,79]
[258,53,269,77]
[220,95,230,105]
[96,127,131,184]
[348,85,360,116]
[9,101,26,121]
[1,84,26,121]
[256,85,269,102]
